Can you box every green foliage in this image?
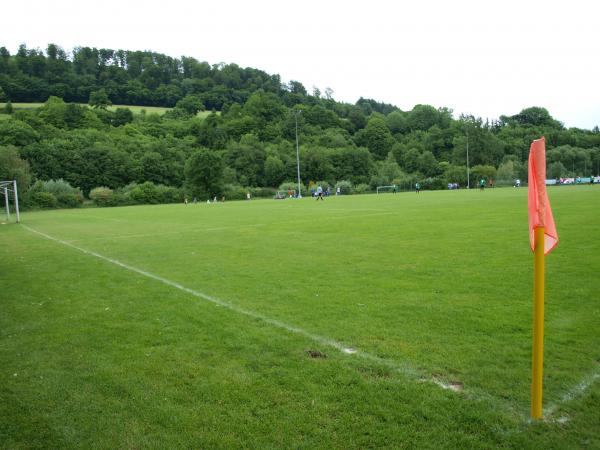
[176,94,205,116]
[112,108,134,126]
[386,111,408,134]
[0,119,39,146]
[222,184,249,201]
[496,160,517,185]
[4,100,13,114]
[56,193,84,208]
[264,155,285,187]
[0,145,32,195]
[334,180,353,194]
[470,165,497,182]
[89,186,116,206]
[355,116,394,159]
[442,164,468,186]
[503,106,562,128]
[224,135,266,186]
[548,161,568,178]
[125,181,182,204]
[27,178,84,208]
[185,149,224,198]
[88,89,112,109]
[29,191,58,208]
[353,183,371,194]
[420,176,445,190]
[370,152,404,188]
[408,104,440,131]
[33,178,81,197]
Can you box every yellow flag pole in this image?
[531,226,545,419]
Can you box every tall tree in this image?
[0,145,33,195]
[185,149,224,198]
[355,116,395,160]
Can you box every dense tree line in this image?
[1,43,599,207]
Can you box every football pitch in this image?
[1,187,599,448]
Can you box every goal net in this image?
[1,180,20,223]
[376,185,397,194]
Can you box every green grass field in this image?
[1,187,599,448]
[0,103,213,118]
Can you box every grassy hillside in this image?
[0,103,213,118]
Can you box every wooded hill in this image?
[1,43,599,207]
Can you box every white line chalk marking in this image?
[544,364,600,419]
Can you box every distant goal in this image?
[1,180,20,223]
[376,185,397,194]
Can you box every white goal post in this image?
[1,180,20,223]
[376,185,397,194]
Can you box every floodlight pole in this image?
[13,180,20,223]
[466,127,471,189]
[294,110,302,198]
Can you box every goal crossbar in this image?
[376,185,397,194]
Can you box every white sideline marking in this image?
[22,224,449,390]
[544,364,600,419]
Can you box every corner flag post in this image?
[531,225,545,419]
[528,136,558,420]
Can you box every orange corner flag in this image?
[528,137,558,254]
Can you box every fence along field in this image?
[1,186,599,448]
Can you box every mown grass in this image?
[0,103,213,118]
[1,186,599,448]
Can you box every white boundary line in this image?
[22,224,458,393]
[544,364,600,419]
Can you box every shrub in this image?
[250,187,276,198]
[354,183,371,194]
[49,180,83,207]
[124,182,182,204]
[89,186,116,206]
[28,179,84,208]
[334,180,353,194]
[223,184,247,201]
[129,182,162,204]
[470,165,497,183]
[30,191,58,208]
[421,176,445,191]
[155,184,182,203]
[56,193,83,208]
